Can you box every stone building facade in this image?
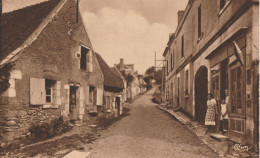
[95,53,124,116]
[163,0,259,150]
[0,0,104,142]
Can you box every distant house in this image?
[116,58,141,99]
[95,53,124,116]
[0,0,104,142]
[111,65,127,102]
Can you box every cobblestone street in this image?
[87,89,220,158]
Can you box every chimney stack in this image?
[177,10,185,25]
[169,33,174,40]
[120,58,124,70]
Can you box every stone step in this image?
[63,150,91,158]
[210,133,228,141]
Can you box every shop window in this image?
[212,76,219,101]
[231,66,242,113]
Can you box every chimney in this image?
[169,33,174,40]
[177,10,185,25]
[120,58,124,70]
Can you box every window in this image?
[171,53,173,70]
[30,78,60,106]
[172,52,174,69]
[166,60,169,75]
[80,46,89,70]
[185,70,189,95]
[231,66,242,113]
[181,35,184,58]
[198,5,202,38]
[45,79,55,103]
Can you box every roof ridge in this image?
[3,0,56,14]
[0,0,65,67]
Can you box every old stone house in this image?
[111,65,128,103]
[95,53,124,116]
[0,0,104,142]
[163,0,259,150]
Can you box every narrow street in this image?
[87,89,220,158]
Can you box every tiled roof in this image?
[0,0,61,61]
[95,53,124,89]
[111,67,126,81]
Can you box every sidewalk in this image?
[156,104,259,158]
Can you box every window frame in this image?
[185,69,189,96]
[80,45,90,70]
[198,5,202,38]
[45,79,55,104]
[171,53,173,70]
[230,64,243,114]
[181,35,184,58]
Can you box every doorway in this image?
[69,86,77,121]
[195,66,208,124]
[116,97,120,115]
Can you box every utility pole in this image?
[0,0,2,54]
[154,52,165,103]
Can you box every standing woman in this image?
[205,93,218,134]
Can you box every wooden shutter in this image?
[93,88,97,105]
[87,50,93,72]
[96,88,103,105]
[30,78,45,105]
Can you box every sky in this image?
[2,0,188,74]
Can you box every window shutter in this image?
[30,78,45,105]
[53,81,61,105]
[93,88,97,105]
[96,88,103,105]
[87,50,93,72]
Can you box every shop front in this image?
[206,31,257,148]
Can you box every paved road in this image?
[89,88,220,158]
